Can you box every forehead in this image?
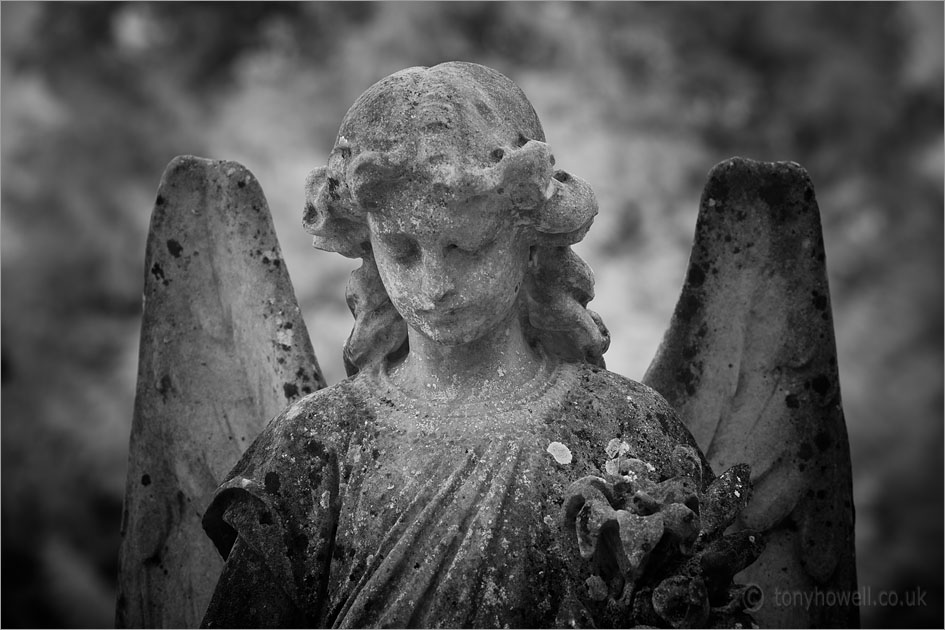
[367,194,509,240]
[338,63,545,160]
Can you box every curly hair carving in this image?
[303,62,610,376]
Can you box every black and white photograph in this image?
[2,2,942,628]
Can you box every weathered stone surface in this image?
[116,157,324,628]
[201,363,705,627]
[644,158,857,628]
[197,62,721,628]
[562,441,765,628]
[302,62,608,374]
[652,575,709,629]
[700,464,752,540]
[123,61,854,629]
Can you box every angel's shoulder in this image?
[227,379,369,475]
[271,379,368,435]
[570,363,706,470]
[573,363,681,424]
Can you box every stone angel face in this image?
[367,195,529,346]
[301,61,610,376]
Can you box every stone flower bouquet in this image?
[563,440,765,628]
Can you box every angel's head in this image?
[303,62,609,376]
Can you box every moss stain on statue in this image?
[119,61,855,629]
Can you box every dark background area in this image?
[2,2,942,627]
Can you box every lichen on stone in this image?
[562,439,764,628]
[547,441,573,465]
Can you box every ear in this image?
[303,166,369,259]
[495,140,556,211]
[534,170,598,243]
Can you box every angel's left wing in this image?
[643,158,857,628]
[116,156,325,628]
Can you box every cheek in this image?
[380,270,419,315]
[467,249,527,305]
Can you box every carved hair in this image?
[303,62,610,376]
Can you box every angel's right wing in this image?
[644,158,857,628]
[116,156,325,628]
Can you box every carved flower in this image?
[562,441,765,628]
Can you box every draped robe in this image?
[201,359,707,628]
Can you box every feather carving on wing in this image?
[644,157,858,628]
[116,157,325,629]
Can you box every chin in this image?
[421,327,481,347]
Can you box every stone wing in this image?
[643,158,858,628]
[116,157,325,628]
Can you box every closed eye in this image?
[445,240,491,256]
[446,243,475,254]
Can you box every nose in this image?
[419,250,454,309]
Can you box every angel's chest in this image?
[322,427,569,627]
[335,422,552,539]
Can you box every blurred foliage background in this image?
[1,2,941,627]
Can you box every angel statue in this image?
[116,62,857,629]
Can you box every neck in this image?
[388,310,544,404]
